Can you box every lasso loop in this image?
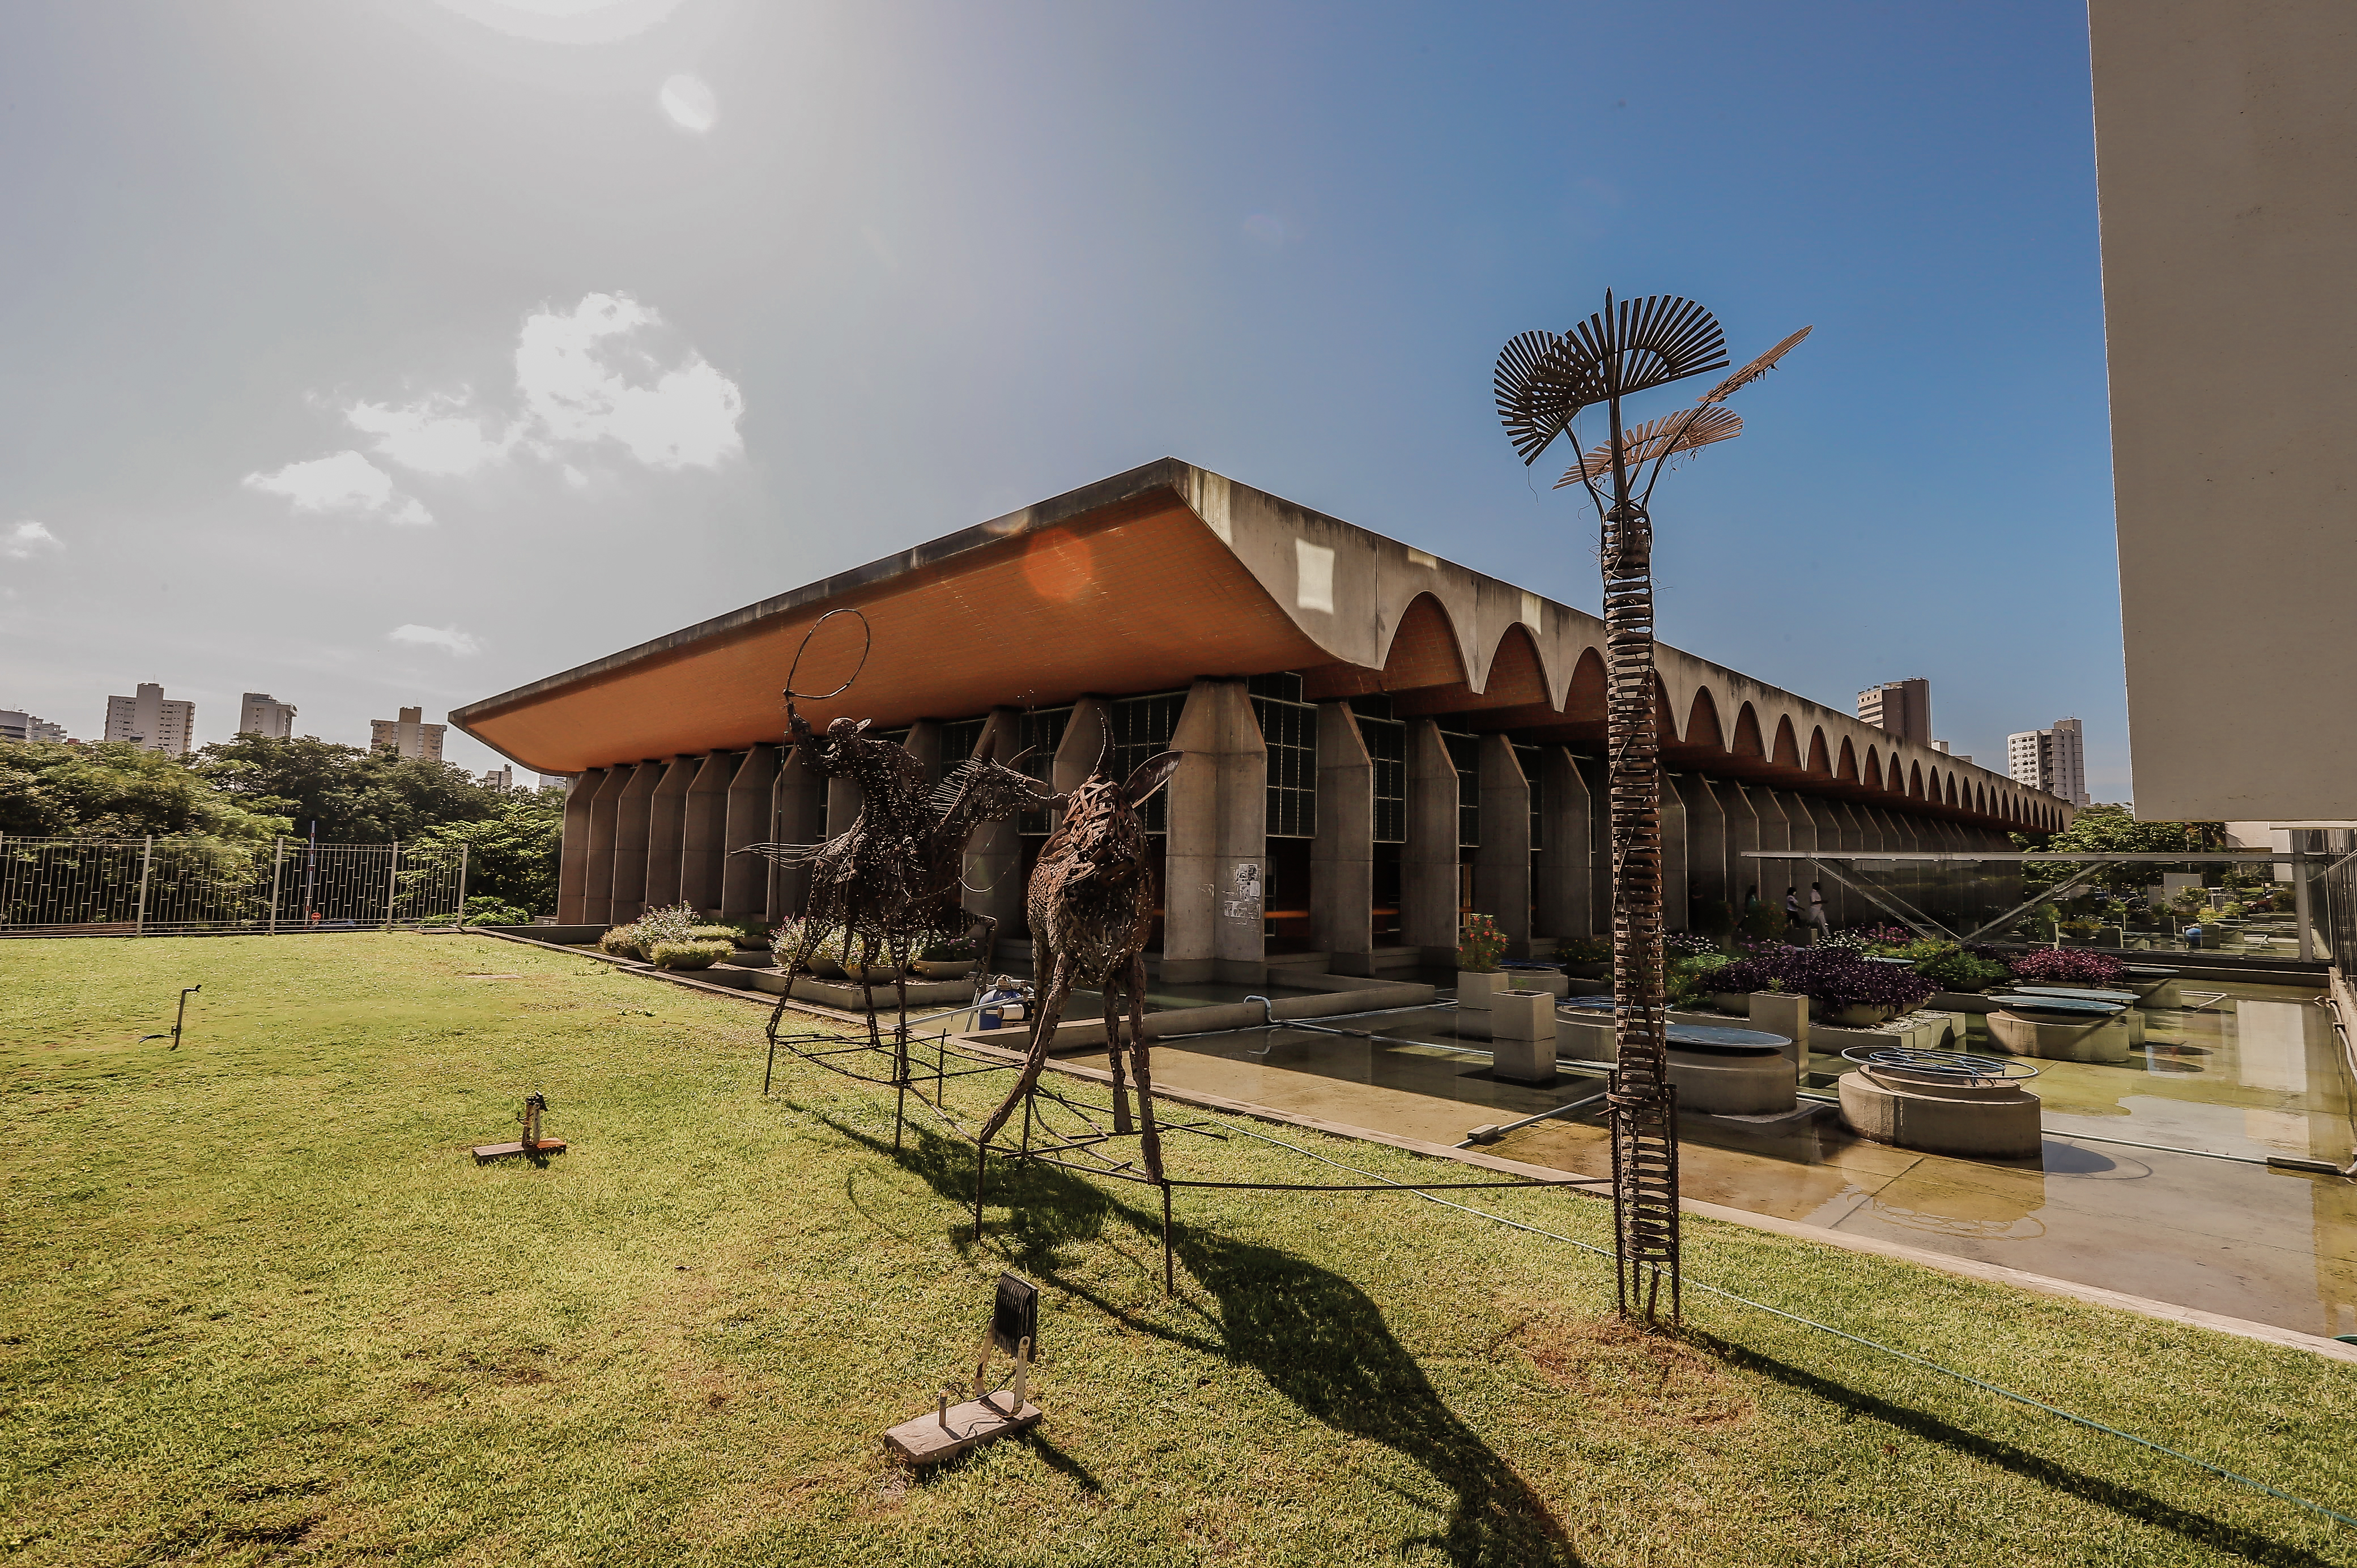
[783,607,873,702]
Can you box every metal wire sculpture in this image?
[740,614,1051,1140]
[972,715,1181,1211]
[1495,293,1807,1322]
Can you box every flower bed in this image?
[2006,947,2128,987]
[1709,945,1935,1015]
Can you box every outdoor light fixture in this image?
[883,1271,1043,1465]
[138,985,201,1049]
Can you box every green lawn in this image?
[3,933,2353,1567]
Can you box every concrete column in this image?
[1714,780,1761,917]
[609,763,661,924]
[904,720,943,791]
[643,757,695,911]
[1474,734,1532,947]
[1799,796,1845,928]
[770,748,825,922]
[582,766,631,926]
[556,768,604,924]
[1677,776,1729,925]
[1163,678,1267,985]
[964,709,1027,938]
[1310,701,1375,974]
[1659,773,1688,932]
[1772,790,1812,931]
[1402,718,1460,958]
[719,745,780,918]
[1534,747,1592,941]
[679,753,733,913]
[1748,785,1792,922]
[826,773,862,841]
[1581,754,1612,937]
[1054,696,1113,791]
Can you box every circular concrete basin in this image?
[1835,1046,2042,1159]
[1985,1001,2133,1063]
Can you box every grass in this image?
[2,932,2354,1567]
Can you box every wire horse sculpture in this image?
[739,610,1051,1144]
[1495,294,1808,1323]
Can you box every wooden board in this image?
[883,1396,1041,1465]
[471,1139,568,1164]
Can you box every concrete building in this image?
[237,692,296,740]
[1857,679,1931,747]
[371,707,445,762]
[453,461,2066,978]
[481,765,515,790]
[0,709,67,744]
[2007,718,2088,808]
[2092,2,2357,819]
[103,684,195,756]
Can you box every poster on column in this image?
[1221,862,1262,924]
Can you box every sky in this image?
[0,1,2128,798]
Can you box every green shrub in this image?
[1738,902,1789,941]
[1666,952,1729,1009]
[1556,935,1610,965]
[1906,941,2011,994]
[598,923,646,958]
[687,925,742,944]
[461,896,533,927]
[648,939,732,971]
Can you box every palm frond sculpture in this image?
[1495,293,1808,1323]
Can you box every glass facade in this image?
[1442,730,1479,848]
[1249,673,1317,840]
[1351,697,1406,845]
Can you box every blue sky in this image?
[0,1,2125,797]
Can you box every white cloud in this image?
[245,451,433,526]
[346,395,516,477]
[659,73,718,134]
[5,520,63,559]
[389,623,482,657]
[515,293,744,468]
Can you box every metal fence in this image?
[2296,828,2357,975]
[0,836,467,936]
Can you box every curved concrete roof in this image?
[451,458,2069,832]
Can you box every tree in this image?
[410,791,565,915]
[2014,804,2227,897]
[0,742,290,841]
[193,735,514,842]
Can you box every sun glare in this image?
[659,72,719,134]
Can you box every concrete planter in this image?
[913,958,977,980]
[1837,1061,2041,1159]
[1666,1048,1796,1115]
[1988,1008,2133,1064]
[1829,1003,1899,1029]
[1500,967,1569,997]
[1456,970,1505,1009]
[1709,992,1751,1016]
[1488,989,1558,1084]
[1561,961,1610,981]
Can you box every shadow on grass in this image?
[1690,1330,2346,1568]
[812,1110,1580,1567]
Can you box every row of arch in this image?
[1335,593,2067,834]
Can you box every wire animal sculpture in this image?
[974,716,1181,1179]
[1494,292,1807,1323]
[738,612,1051,1126]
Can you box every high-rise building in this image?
[0,709,67,744]
[103,683,195,756]
[237,692,297,740]
[2007,717,2090,807]
[480,765,514,790]
[1857,678,1932,746]
[371,706,445,761]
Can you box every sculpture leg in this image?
[1126,957,1166,1189]
[894,960,912,1152]
[1102,971,1134,1136]
[975,955,1074,1149]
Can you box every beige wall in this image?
[2092,1,2357,818]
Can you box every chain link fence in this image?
[0,836,467,936]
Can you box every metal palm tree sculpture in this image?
[1495,293,1807,1322]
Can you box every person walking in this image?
[1808,880,1832,940]
[1784,885,1803,938]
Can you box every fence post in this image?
[455,844,469,928]
[268,838,285,936]
[2296,850,2315,964]
[385,841,401,930]
[135,834,154,936]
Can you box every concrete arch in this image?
[1731,701,1765,759]
[1772,714,1801,769]
[1865,744,1881,791]
[1379,593,1468,691]
[1564,646,1607,725]
[1908,760,1924,800]
[1838,736,1859,783]
[1806,725,1831,775]
[1684,686,1724,751]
